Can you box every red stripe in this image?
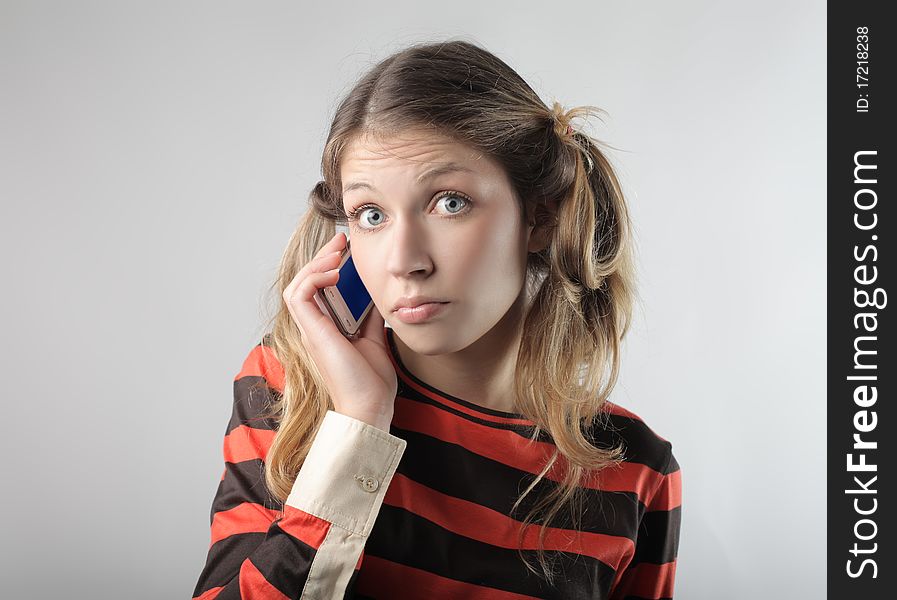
[384,472,632,570]
[649,469,682,511]
[356,554,543,599]
[611,560,677,599]
[392,397,666,501]
[193,587,223,600]
[382,325,657,434]
[588,461,667,502]
[223,425,276,463]
[238,557,292,599]
[275,504,332,551]
[210,503,279,547]
[235,345,285,392]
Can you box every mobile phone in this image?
[313,238,374,339]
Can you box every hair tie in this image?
[552,104,594,172]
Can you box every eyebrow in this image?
[342,163,476,195]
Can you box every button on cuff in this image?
[355,474,380,493]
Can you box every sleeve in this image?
[609,445,682,600]
[192,344,408,600]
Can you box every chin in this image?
[390,321,460,354]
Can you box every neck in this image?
[392,289,529,415]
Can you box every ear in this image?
[526,198,559,253]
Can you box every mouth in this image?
[392,301,450,324]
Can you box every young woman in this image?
[193,40,681,600]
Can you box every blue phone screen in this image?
[336,254,372,320]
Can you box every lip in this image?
[392,295,448,311]
[392,301,449,324]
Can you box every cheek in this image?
[444,222,527,290]
[352,246,385,298]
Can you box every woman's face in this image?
[339,128,538,355]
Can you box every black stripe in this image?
[343,568,362,599]
[632,506,681,565]
[388,326,671,469]
[249,518,318,597]
[192,519,318,599]
[397,388,541,437]
[366,503,618,600]
[391,425,647,540]
[215,582,242,600]
[193,531,267,596]
[396,383,673,475]
[211,459,281,517]
[586,423,674,476]
[665,451,680,475]
[227,376,279,435]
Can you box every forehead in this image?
[339,129,491,188]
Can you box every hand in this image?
[282,232,397,431]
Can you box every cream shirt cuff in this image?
[285,409,407,537]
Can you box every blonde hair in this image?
[256,39,637,584]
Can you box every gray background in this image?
[0,1,825,598]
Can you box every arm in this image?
[609,446,682,600]
[192,345,407,599]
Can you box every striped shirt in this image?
[193,325,682,599]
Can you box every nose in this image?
[384,217,434,279]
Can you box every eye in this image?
[346,204,385,230]
[346,191,473,232]
[434,191,471,215]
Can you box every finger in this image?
[315,231,347,257]
[283,245,345,299]
[288,232,346,290]
[283,234,344,298]
[282,253,340,329]
[292,268,345,344]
